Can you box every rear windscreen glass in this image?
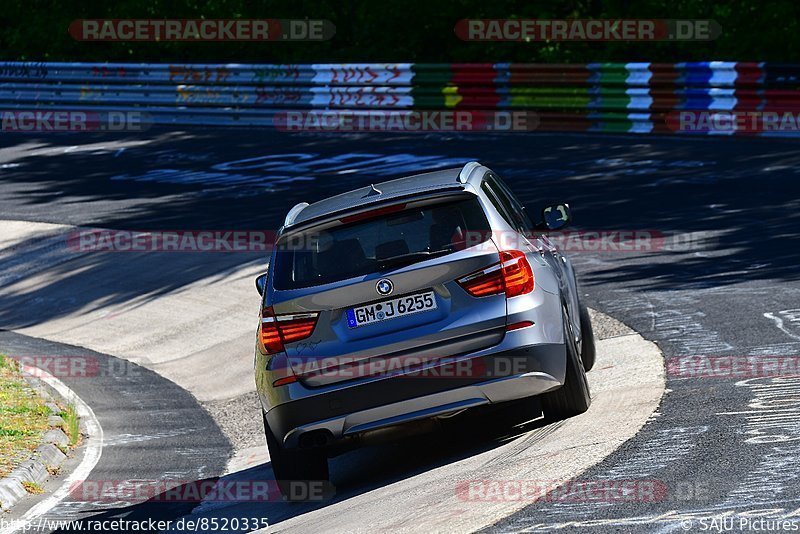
[272,196,490,289]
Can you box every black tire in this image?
[579,303,596,372]
[541,310,591,421]
[263,412,329,500]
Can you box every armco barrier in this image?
[1,61,799,134]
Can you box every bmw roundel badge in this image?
[376,278,394,296]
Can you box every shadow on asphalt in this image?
[0,238,265,329]
[53,399,547,532]
[4,128,799,532]
[2,129,799,332]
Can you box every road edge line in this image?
[0,365,104,534]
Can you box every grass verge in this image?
[0,354,50,478]
[61,404,80,446]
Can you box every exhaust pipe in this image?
[298,429,333,449]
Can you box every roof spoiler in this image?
[458,161,483,184]
[284,202,309,227]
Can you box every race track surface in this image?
[1,129,799,532]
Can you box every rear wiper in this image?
[376,249,452,270]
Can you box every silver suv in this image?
[254,162,594,497]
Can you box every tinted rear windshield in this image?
[272,196,490,289]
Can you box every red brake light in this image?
[499,250,535,297]
[457,249,534,298]
[457,263,505,297]
[260,307,319,355]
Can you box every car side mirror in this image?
[541,203,572,230]
[255,273,268,296]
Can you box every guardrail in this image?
[2,61,799,134]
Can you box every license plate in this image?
[346,291,437,328]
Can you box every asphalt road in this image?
[0,217,663,533]
[0,330,230,531]
[1,129,799,532]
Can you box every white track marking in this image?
[764,312,800,341]
[0,365,104,534]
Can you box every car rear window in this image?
[272,196,490,289]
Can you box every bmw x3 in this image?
[254,161,595,496]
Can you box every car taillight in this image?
[260,307,319,355]
[457,250,534,298]
[456,263,505,297]
[499,250,535,297]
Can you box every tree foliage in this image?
[1,0,797,62]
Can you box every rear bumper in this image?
[261,342,566,448]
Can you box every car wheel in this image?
[263,412,329,500]
[579,303,596,372]
[541,309,591,421]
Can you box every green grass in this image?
[0,354,50,478]
[61,404,80,446]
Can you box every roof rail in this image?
[284,202,309,227]
[457,161,482,184]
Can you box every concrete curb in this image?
[0,373,73,511]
